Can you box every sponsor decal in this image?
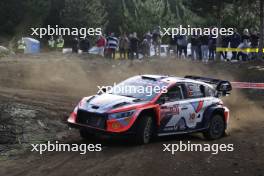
[190,101,204,113]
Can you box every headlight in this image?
[109,110,135,119]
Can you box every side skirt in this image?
[157,127,208,137]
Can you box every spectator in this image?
[142,38,150,58]
[96,35,107,56]
[106,33,119,59]
[79,37,90,53]
[152,26,162,56]
[230,28,241,60]
[177,35,188,59]
[250,30,259,60]
[144,32,152,57]
[168,35,177,56]
[130,32,140,59]
[72,37,79,53]
[200,35,209,63]
[220,35,230,60]
[119,33,130,59]
[48,36,55,50]
[17,37,26,53]
[190,35,198,60]
[208,35,216,60]
[237,29,250,61]
[197,35,202,60]
[56,36,64,50]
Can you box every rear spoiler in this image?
[185,75,232,96]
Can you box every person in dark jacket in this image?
[190,35,198,60]
[197,35,202,60]
[220,36,230,60]
[208,35,216,60]
[72,37,79,53]
[250,30,259,60]
[230,28,241,60]
[130,32,140,59]
[200,35,209,62]
[168,35,177,56]
[80,37,90,53]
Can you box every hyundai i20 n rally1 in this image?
[68,75,232,144]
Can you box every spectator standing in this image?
[250,30,259,60]
[220,35,229,60]
[107,33,119,59]
[152,26,162,56]
[190,35,198,60]
[80,37,90,53]
[168,35,177,56]
[177,35,188,59]
[130,32,140,59]
[230,28,241,60]
[145,32,152,57]
[17,37,26,53]
[119,33,130,59]
[197,35,202,60]
[208,35,216,60]
[237,29,250,61]
[56,36,64,51]
[200,35,209,63]
[72,37,79,53]
[48,36,55,50]
[96,35,107,56]
[142,38,150,58]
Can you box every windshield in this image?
[108,76,169,101]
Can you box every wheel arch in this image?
[137,108,159,126]
[203,105,226,129]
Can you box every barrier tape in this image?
[216,47,264,53]
[231,82,264,89]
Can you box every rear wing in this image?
[185,75,232,97]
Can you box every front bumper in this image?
[68,122,136,136]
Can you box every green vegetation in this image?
[0,0,262,35]
[0,0,263,55]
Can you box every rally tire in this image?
[135,116,154,144]
[203,114,225,140]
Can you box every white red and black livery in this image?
[68,75,232,144]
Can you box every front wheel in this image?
[135,116,154,144]
[203,114,225,140]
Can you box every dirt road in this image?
[0,54,263,176]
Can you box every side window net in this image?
[186,83,205,98]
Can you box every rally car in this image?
[68,75,232,144]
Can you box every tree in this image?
[61,0,107,29]
[0,0,25,35]
[258,0,264,59]
[122,0,176,37]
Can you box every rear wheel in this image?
[135,115,154,144]
[203,114,225,140]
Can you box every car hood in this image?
[79,93,145,113]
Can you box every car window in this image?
[204,86,215,97]
[158,84,183,103]
[186,83,205,98]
